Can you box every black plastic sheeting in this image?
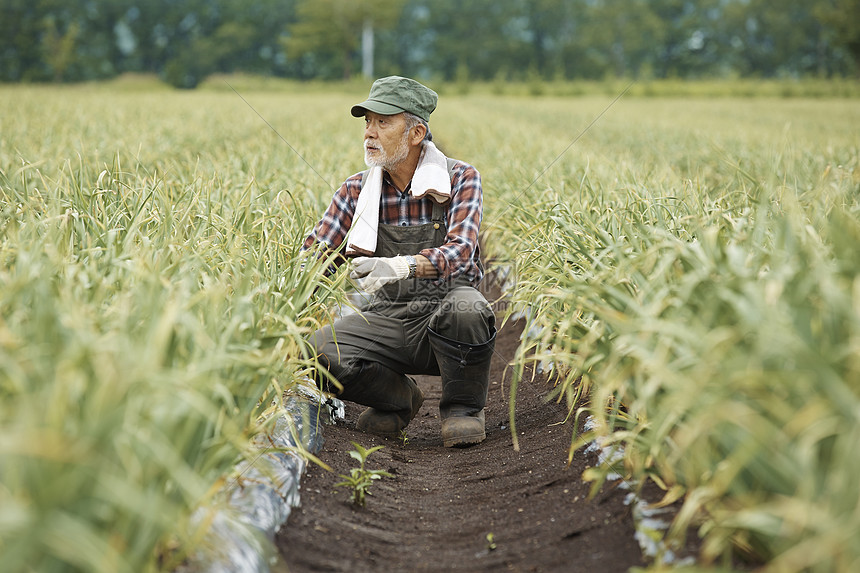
[177,386,343,573]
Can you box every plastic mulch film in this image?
[177,386,344,573]
[584,417,696,567]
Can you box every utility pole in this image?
[362,17,374,78]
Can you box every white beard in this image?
[364,129,410,171]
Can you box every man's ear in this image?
[410,123,427,146]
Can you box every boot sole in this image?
[443,431,486,448]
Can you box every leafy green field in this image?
[1,80,858,572]
[492,93,860,571]
[0,83,351,572]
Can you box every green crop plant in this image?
[334,442,393,507]
[501,94,859,571]
[0,84,354,572]
[1,80,857,572]
[399,428,410,447]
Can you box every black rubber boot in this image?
[336,361,424,438]
[428,327,497,447]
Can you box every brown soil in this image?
[275,307,654,573]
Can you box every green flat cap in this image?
[351,76,438,122]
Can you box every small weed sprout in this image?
[334,442,393,506]
[399,429,410,446]
[486,532,497,551]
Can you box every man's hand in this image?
[349,256,412,294]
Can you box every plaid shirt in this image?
[303,160,483,283]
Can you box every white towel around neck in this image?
[346,141,452,257]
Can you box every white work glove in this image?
[349,256,412,294]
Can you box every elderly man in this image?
[303,76,495,447]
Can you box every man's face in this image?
[364,111,410,170]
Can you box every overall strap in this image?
[445,157,458,174]
[431,200,445,223]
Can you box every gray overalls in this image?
[311,185,496,436]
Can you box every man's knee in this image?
[309,326,360,391]
[429,287,495,344]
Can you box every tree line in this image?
[2,0,857,88]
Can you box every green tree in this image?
[285,0,404,79]
[0,0,856,84]
[42,17,79,82]
[585,0,665,78]
[417,0,534,81]
[814,0,860,77]
[522,0,578,79]
[1,0,45,81]
[646,0,726,78]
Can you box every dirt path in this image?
[275,310,648,572]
